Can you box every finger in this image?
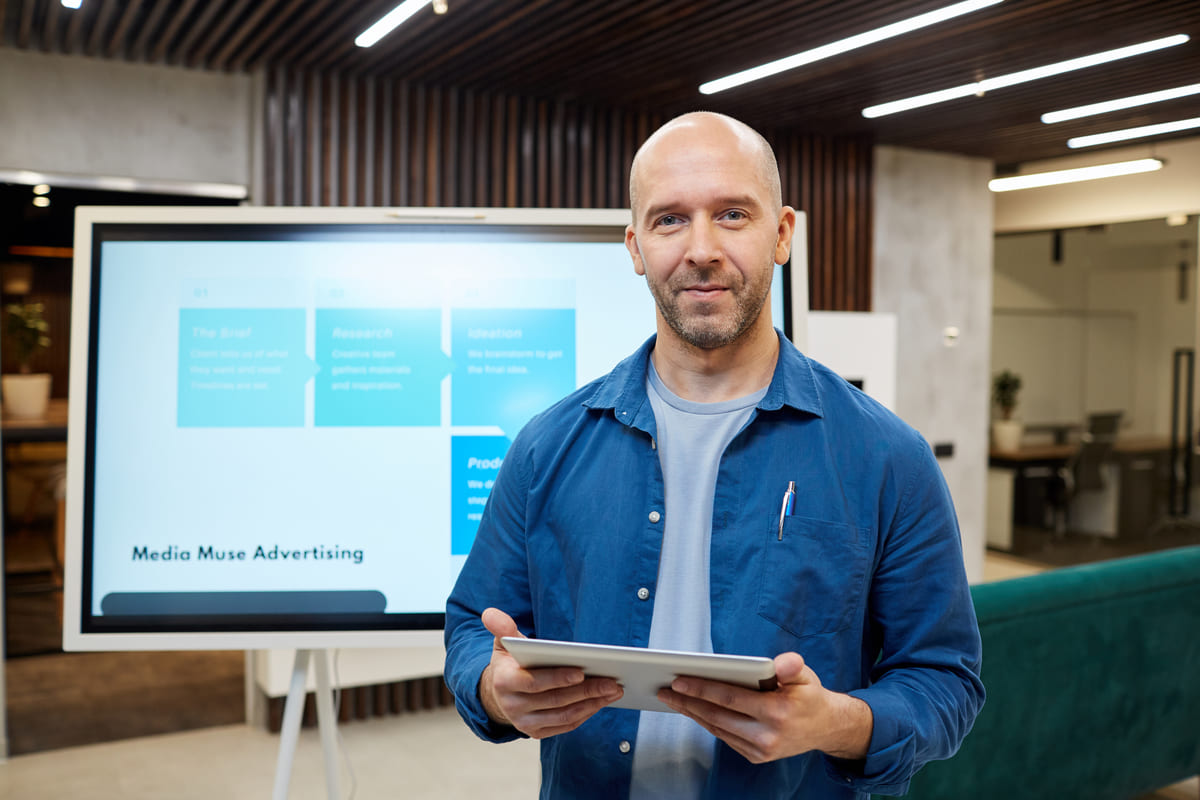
[668,676,762,716]
[773,652,811,686]
[517,676,622,714]
[482,607,522,643]
[518,691,625,739]
[657,690,768,763]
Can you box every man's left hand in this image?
[656,652,873,764]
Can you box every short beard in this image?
[647,266,772,350]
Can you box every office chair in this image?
[1045,412,1122,535]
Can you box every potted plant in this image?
[991,369,1023,451]
[3,301,53,418]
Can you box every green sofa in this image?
[897,545,1200,800]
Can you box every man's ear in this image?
[774,206,797,266]
[625,225,646,276]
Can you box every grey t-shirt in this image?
[629,360,766,800]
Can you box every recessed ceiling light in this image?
[356,0,432,48]
[988,158,1163,192]
[1042,83,1200,123]
[33,196,51,207]
[32,184,51,195]
[699,0,1004,95]
[61,0,82,8]
[1067,117,1200,149]
[864,34,1189,118]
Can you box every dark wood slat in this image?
[104,0,145,58]
[82,0,119,57]
[241,0,340,71]
[127,0,171,60]
[170,0,225,66]
[149,0,200,63]
[63,0,89,54]
[39,0,59,52]
[210,0,292,70]
[187,0,254,68]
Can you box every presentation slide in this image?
[85,228,785,627]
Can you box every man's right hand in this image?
[478,608,624,739]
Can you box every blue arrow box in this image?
[451,435,510,555]
[178,309,314,427]
[315,308,451,427]
[451,309,575,440]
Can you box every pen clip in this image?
[777,480,796,541]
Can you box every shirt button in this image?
[618,740,631,754]
[637,587,650,601]
[648,510,661,523]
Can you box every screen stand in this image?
[272,649,341,800]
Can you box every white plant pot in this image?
[991,418,1024,452]
[2,373,52,419]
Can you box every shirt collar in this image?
[584,330,824,419]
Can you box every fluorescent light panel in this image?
[988,158,1163,192]
[1067,117,1200,148]
[699,0,1003,95]
[1042,83,1200,123]
[864,34,1190,118]
[61,0,82,8]
[356,0,431,48]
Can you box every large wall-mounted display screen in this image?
[63,207,800,650]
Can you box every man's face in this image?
[625,122,793,351]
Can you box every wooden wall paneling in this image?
[424,86,441,207]
[305,71,323,207]
[409,85,426,207]
[518,96,533,208]
[549,101,564,209]
[377,78,393,208]
[442,87,459,207]
[458,89,474,207]
[392,81,409,208]
[563,102,578,211]
[340,75,356,207]
[359,77,375,207]
[535,99,549,209]
[322,74,339,207]
[504,95,519,208]
[579,105,594,210]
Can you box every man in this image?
[444,111,984,799]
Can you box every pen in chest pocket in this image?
[777,480,796,541]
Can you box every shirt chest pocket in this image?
[756,516,872,638]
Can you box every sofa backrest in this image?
[898,545,1200,800]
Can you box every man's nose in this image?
[684,219,722,266]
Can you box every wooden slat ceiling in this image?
[3,0,1198,166]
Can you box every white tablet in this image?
[500,637,778,713]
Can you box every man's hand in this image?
[656,652,873,764]
[478,608,624,739]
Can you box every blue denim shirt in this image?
[445,332,984,799]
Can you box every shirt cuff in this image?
[821,688,916,796]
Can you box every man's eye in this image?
[724,210,747,221]
[656,215,681,227]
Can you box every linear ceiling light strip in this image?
[699,0,1004,95]
[863,34,1190,118]
[987,158,1163,192]
[1067,117,1200,148]
[1042,83,1200,123]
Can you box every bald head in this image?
[629,112,782,220]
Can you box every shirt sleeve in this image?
[823,438,986,796]
[443,430,537,744]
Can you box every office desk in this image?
[987,436,1172,547]
[1,398,69,443]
